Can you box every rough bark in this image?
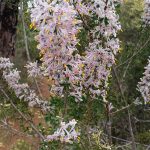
[0,0,19,57]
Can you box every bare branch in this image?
[0,88,46,141]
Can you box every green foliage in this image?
[119,0,144,30]
[136,131,150,144]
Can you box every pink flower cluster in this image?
[81,0,121,99]
[47,119,79,144]
[137,58,150,103]
[143,0,150,24]
[26,61,42,77]
[30,0,121,101]
[30,0,87,100]
[0,57,50,111]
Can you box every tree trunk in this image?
[0,0,19,57]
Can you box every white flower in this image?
[46,119,79,144]
[0,57,50,111]
[29,0,121,102]
[137,58,150,103]
[26,61,41,77]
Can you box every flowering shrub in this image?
[47,119,79,144]
[137,0,150,103]
[81,0,121,100]
[0,0,122,147]
[0,57,49,110]
[30,0,85,100]
[29,0,121,101]
[26,61,42,77]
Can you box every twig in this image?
[103,133,149,147]
[0,119,32,137]
[146,145,150,150]
[116,36,150,69]
[20,1,31,62]
[123,36,150,78]
[135,117,150,123]
[112,67,136,150]
[0,88,46,141]
[110,103,133,115]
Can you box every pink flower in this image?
[0,57,50,111]
[29,0,121,101]
[138,58,150,103]
[46,119,79,144]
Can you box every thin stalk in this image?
[112,67,136,150]
[1,88,46,141]
[20,1,44,99]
